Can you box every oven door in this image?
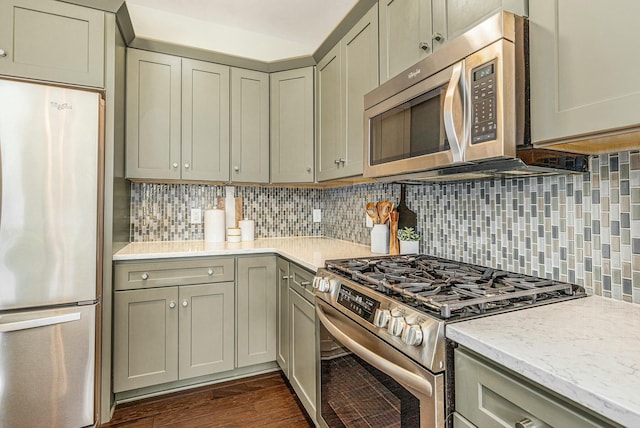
[316,300,445,428]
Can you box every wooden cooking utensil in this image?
[389,209,400,255]
[366,202,379,224]
[377,201,394,225]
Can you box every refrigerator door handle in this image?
[0,312,81,332]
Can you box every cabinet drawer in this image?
[289,263,315,304]
[114,258,235,290]
[455,347,620,428]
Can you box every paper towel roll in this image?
[204,209,225,243]
[239,219,255,242]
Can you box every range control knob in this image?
[312,277,333,293]
[402,324,424,346]
[387,312,406,337]
[373,309,391,328]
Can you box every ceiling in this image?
[125,0,359,62]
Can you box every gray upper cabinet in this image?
[530,0,640,147]
[0,0,104,87]
[316,44,342,181]
[236,256,276,368]
[126,49,182,180]
[231,68,270,183]
[182,59,230,181]
[379,0,433,84]
[316,5,378,181]
[127,50,232,181]
[379,0,527,83]
[270,67,314,183]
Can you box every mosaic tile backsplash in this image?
[130,151,640,303]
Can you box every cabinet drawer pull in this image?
[208,268,214,275]
[418,41,430,52]
[515,418,536,428]
[169,301,176,309]
[300,281,311,287]
[282,275,290,280]
[182,300,188,308]
[0,49,6,58]
[141,272,149,280]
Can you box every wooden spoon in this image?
[377,201,394,225]
[366,202,379,224]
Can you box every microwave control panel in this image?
[470,61,497,144]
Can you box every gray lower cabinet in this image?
[289,283,317,422]
[126,49,230,181]
[236,256,276,367]
[316,4,378,181]
[0,0,105,87]
[270,67,314,183]
[276,258,290,376]
[113,258,236,393]
[276,257,317,423]
[231,68,269,183]
[530,0,640,147]
[454,347,621,428]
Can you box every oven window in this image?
[320,338,420,427]
[370,87,448,165]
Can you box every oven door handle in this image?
[316,304,433,398]
[443,60,465,163]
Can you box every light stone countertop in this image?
[112,236,376,272]
[446,295,640,427]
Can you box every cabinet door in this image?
[0,0,104,87]
[126,49,182,180]
[530,0,640,145]
[270,68,314,183]
[433,0,527,42]
[182,59,230,181]
[113,287,179,392]
[316,44,342,181]
[236,256,276,367]
[276,258,290,376]
[231,68,269,183]
[379,0,432,83]
[179,282,235,379]
[289,288,317,421]
[341,5,379,178]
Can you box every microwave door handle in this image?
[443,61,464,163]
[316,304,433,398]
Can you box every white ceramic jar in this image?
[371,223,390,254]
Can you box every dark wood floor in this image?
[102,371,313,428]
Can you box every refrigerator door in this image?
[0,304,96,427]
[0,80,99,310]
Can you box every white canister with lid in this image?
[239,219,255,241]
[227,227,241,243]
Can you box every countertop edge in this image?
[446,321,637,427]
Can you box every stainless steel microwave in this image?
[363,12,588,182]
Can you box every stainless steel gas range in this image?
[313,255,586,428]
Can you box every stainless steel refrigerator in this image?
[0,79,100,427]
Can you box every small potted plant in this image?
[397,227,420,254]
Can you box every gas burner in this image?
[325,255,586,320]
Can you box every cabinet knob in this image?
[334,159,341,165]
[432,32,445,43]
[184,163,190,169]
[172,162,178,168]
[515,418,536,428]
[234,166,240,172]
[182,300,188,308]
[300,281,311,287]
[169,301,176,309]
[208,268,214,276]
[282,275,290,280]
[306,167,312,173]
[418,42,430,52]
[141,272,149,280]
[0,49,6,58]
[339,158,345,164]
